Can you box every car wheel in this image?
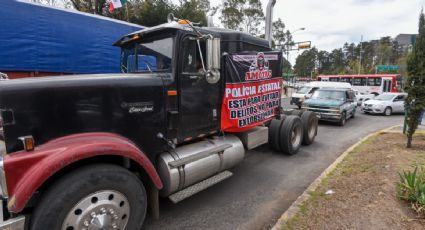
[338,112,346,126]
[279,115,303,155]
[301,111,318,145]
[384,107,392,116]
[31,164,147,230]
[352,108,356,118]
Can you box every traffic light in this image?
[297,41,311,49]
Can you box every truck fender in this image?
[3,132,163,213]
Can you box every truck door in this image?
[177,36,220,141]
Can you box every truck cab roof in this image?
[114,21,270,50]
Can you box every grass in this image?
[398,166,425,216]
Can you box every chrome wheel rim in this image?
[385,108,391,116]
[62,190,130,230]
[291,125,302,147]
[308,121,317,139]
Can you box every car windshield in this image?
[121,37,173,73]
[311,90,346,101]
[375,94,395,101]
[296,87,311,94]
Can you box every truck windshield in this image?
[121,37,173,73]
[312,90,346,101]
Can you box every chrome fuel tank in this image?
[157,134,245,196]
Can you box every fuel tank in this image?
[157,134,245,197]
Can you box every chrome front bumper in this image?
[303,107,341,121]
[0,215,25,230]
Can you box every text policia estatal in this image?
[224,80,281,128]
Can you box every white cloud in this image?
[211,0,423,50]
[210,0,423,63]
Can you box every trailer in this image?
[0,12,318,230]
[0,0,144,79]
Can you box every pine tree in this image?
[405,10,425,148]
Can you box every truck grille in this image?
[308,105,331,110]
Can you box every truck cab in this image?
[0,19,318,230]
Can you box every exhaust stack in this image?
[265,0,276,48]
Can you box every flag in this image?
[109,0,126,13]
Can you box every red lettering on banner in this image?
[245,70,272,81]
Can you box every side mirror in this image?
[206,37,221,84]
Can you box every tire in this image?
[301,111,318,145]
[338,112,346,126]
[384,107,392,116]
[351,108,356,118]
[279,115,303,155]
[269,117,284,152]
[31,164,147,230]
[291,109,303,117]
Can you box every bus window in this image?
[341,77,352,84]
[367,77,380,86]
[352,78,366,86]
[329,78,340,82]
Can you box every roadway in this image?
[144,99,403,230]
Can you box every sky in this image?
[211,0,424,63]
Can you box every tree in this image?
[241,0,264,35]
[220,0,244,30]
[272,18,291,49]
[405,11,425,148]
[220,0,264,36]
[294,48,318,77]
[174,0,210,26]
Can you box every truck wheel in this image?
[279,115,303,155]
[269,117,284,152]
[338,112,346,126]
[31,164,147,230]
[301,111,318,145]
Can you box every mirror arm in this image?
[197,40,207,73]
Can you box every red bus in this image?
[317,74,402,95]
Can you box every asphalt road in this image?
[144,99,403,230]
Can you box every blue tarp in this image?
[0,0,144,74]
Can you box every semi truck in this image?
[0,12,318,230]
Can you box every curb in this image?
[270,124,402,230]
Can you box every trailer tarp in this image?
[0,0,144,74]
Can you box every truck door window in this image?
[182,37,206,74]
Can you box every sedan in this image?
[362,93,407,116]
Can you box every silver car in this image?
[361,93,407,116]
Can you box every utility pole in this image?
[358,35,363,75]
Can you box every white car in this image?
[356,92,375,106]
[361,93,407,116]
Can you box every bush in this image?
[398,167,425,215]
